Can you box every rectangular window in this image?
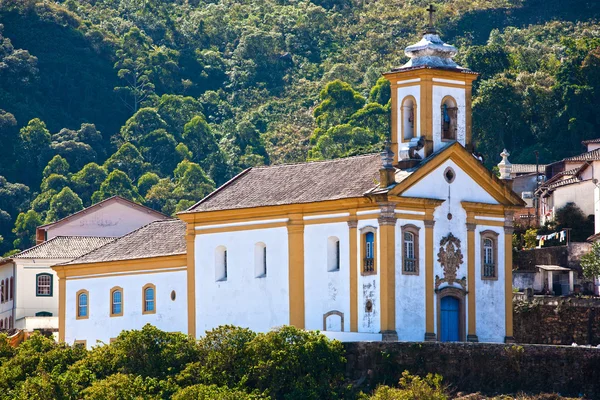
[263,247,267,276]
[36,274,52,296]
[78,295,88,318]
[224,250,228,279]
[112,291,122,315]
[335,240,340,271]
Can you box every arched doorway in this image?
[440,296,460,342]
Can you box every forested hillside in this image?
[0,0,599,255]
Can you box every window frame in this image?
[109,286,124,317]
[36,273,53,297]
[440,96,458,142]
[9,277,13,300]
[401,224,421,275]
[142,283,156,315]
[254,242,267,278]
[76,289,89,320]
[215,246,228,282]
[480,230,499,280]
[360,226,377,276]
[327,236,341,272]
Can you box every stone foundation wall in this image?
[343,341,600,397]
[514,297,600,345]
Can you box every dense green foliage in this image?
[0,325,349,400]
[0,0,599,254]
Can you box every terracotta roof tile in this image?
[582,138,600,145]
[62,219,186,265]
[564,148,600,162]
[187,154,382,212]
[511,164,546,174]
[14,236,114,259]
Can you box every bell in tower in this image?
[383,4,478,165]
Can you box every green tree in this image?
[137,172,160,198]
[104,143,150,182]
[17,118,51,186]
[555,202,594,242]
[71,163,108,206]
[91,170,143,204]
[523,228,538,249]
[182,116,227,181]
[120,108,168,145]
[12,210,42,250]
[581,242,600,281]
[138,129,179,176]
[173,384,268,400]
[46,187,84,223]
[156,94,205,139]
[314,80,365,130]
[42,155,70,178]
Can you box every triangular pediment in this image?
[389,142,525,207]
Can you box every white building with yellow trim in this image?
[53,25,524,346]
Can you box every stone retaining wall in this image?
[343,341,600,397]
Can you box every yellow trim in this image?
[390,79,398,162]
[348,218,358,332]
[304,217,351,225]
[467,224,476,338]
[504,226,514,339]
[389,143,525,207]
[109,286,124,317]
[196,221,288,234]
[424,216,435,337]
[59,277,66,341]
[53,254,187,279]
[422,74,433,156]
[400,95,418,143]
[142,283,156,315]
[75,289,89,321]
[378,220,396,332]
[186,225,196,337]
[65,267,187,280]
[287,215,305,329]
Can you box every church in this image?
[53,18,524,347]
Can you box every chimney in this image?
[380,140,396,189]
[498,149,513,190]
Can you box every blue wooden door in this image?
[440,296,460,342]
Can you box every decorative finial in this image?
[498,149,512,180]
[381,140,394,169]
[425,4,437,34]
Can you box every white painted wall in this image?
[552,180,594,217]
[395,219,426,341]
[432,85,466,152]
[474,225,505,343]
[65,269,187,347]
[595,186,600,235]
[46,201,164,240]
[15,259,62,321]
[304,222,350,332]
[195,226,290,336]
[357,219,380,334]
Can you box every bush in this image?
[369,371,448,400]
[173,384,269,400]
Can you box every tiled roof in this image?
[582,138,600,145]
[511,164,546,174]
[542,177,581,191]
[564,148,600,162]
[187,154,382,212]
[13,236,114,260]
[62,219,186,265]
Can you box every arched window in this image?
[1,280,4,303]
[327,237,341,272]
[142,284,156,314]
[481,231,499,280]
[441,96,457,141]
[110,287,123,317]
[76,290,89,319]
[401,96,417,141]
[255,242,267,278]
[9,277,13,300]
[360,227,377,275]
[215,246,228,282]
[36,273,53,297]
[401,224,420,275]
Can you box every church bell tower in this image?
[383,5,478,165]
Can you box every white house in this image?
[0,196,168,337]
[55,22,525,347]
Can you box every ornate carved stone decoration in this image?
[435,233,466,290]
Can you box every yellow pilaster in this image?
[390,81,399,164]
[348,217,358,332]
[504,211,515,343]
[421,74,434,157]
[288,214,305,329]
[466,215,478,342]
[424,209,436,341]
[58,273,66,342]
[186,224,196,338]
[378,204,397,340]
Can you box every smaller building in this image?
[53,219,187,348]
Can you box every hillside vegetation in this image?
[0,0,600,254]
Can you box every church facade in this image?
[54,24,524,346]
